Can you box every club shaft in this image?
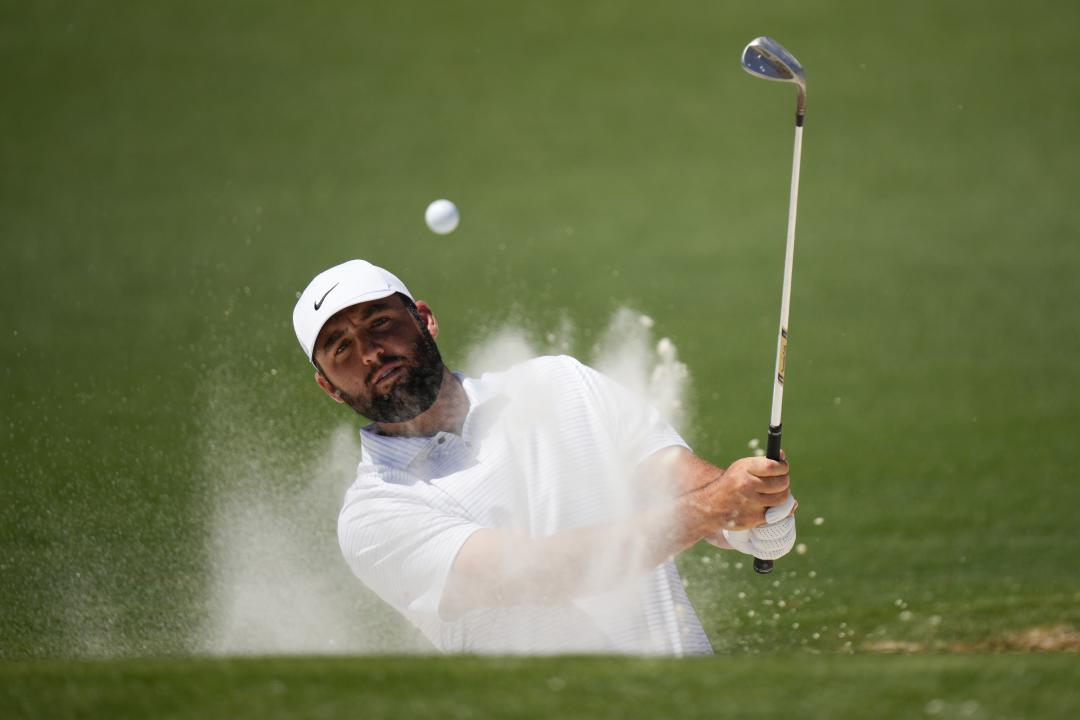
[769,122,803,429]
[754,120,804,577]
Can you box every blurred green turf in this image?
[3,654,1080,720]
[2,0,1080,709]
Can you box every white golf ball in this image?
[425,199,459,235]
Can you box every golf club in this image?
[740,36,806,574]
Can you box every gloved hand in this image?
[717,495,797,560]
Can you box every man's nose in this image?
[359,335,383,366]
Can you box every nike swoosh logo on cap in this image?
[314,282,339,311]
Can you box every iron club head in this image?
[741,36,806,120]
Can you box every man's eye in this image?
[335,340,350,355]
[371,317,390,329]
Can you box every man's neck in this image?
[372,368,468,438]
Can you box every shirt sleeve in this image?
[565,356,690,464]
[338,467,483,619]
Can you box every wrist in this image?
[675,490,718,543]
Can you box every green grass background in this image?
[3,0,1080,716]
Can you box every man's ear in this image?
[415,300,439,339]
[315,371,346,404]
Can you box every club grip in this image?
[765,424,782,462]
[753,424,783,574]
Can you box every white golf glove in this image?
[717,495,797,561]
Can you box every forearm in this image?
[440,450,724,616]
[442,502,700,616]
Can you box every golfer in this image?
[293,259,797,655]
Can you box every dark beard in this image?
[342,325,445,423]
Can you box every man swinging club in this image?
[293,259,797,655]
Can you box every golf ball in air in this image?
[425,199,460,234]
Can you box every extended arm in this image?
[439,447,790,617]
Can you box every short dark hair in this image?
[396,292,423,323]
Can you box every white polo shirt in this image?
[337,355,713,655]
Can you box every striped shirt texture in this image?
[338,355,713,655]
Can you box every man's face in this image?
[312,294,445,423]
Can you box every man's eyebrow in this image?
[321,328,345,353]
[360,301,392,319]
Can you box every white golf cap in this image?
[293,259,414,362]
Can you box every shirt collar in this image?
[358,370,506,468]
